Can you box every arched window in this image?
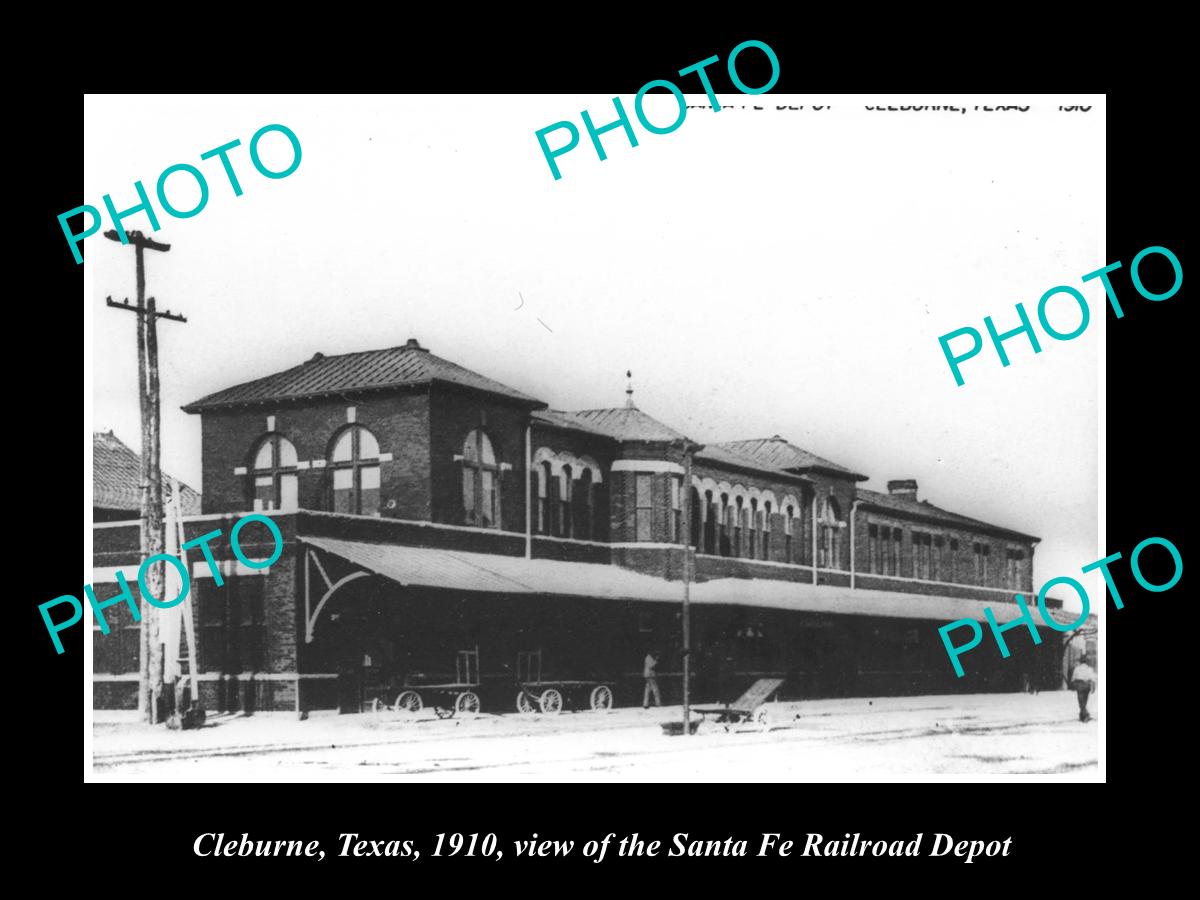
[819,497,842,569]
[576,468,594,539]
[462,429,500,528]
[748,498,759,559]
[559,465,573,537]
[784,504,795,563]
[762,502,772,560]
[538,461,552,535]
[704,491,717,554]
[733,497,744,557]
[250,434,299,512]
[690,487,703,550]
[719,494,732,557]
[329,426,381,516]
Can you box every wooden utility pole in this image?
[104,229,185,724]
[680,441,693,736]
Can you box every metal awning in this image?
[299,536,1071,638]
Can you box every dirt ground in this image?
[90,690,1100,781]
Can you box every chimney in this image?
[404,338,426,351]
[887,479,918,499]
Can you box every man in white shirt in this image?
[1071,652,1096,722]
[643,651,661,709]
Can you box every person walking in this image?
[643,650,661,709]
[1070,652,1096,722]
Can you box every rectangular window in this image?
[974,542,991,584]
[333,468,354,514]
[670,476,682,543]
[932,536,943,581]
[784,514,793,564]
[635,474,653,542]
[1006,548,1022,588]
[868,524,879,574]
[892,528,902,576]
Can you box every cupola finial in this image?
[625,370,636,409]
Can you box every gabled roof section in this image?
[93,431,201,515]
[718,436,868,481]
[546,407,690,443]
[856,487,1040,543]
[182,339,544,412]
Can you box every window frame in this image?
[328,425,382,517]
[249,432,300,512]
[461,429,501,529]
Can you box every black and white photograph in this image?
[82,90,1106,782]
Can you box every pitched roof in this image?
[541,406,689,443]
[717,436,868,481]
[695,443,812,484]
[856,487,1039,542]
[182,339,544,412]
[531,408,613,438]
[93,431,201,515]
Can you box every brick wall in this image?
[198,391,432,520]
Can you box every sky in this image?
[85,93,1104,608]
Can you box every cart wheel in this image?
[434,705,455,719]
[456,691,481,716]
[539,688,563,715]
[394,690,423,714]
[589,685,613,711]
[516,690,535,714]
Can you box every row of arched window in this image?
[245,427,847,564]
[686,488,846,567]
[247,425,499,523]
[533,449,605,540]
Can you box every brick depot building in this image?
[92,338,1067,713]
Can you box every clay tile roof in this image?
[695,443,811,482]
[856,487,1039,542]
[93,431,201,515]
[545,407,690,442]
[717,436,868,481]
[182,339,544,412]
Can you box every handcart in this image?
[391,647,483,718]
[691,677,784,729]
[513,649,615,715]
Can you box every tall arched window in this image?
[733,497,744,557]
[762,502,772,560]
[719,495,732,557]
[704,491,717,554]
[329,425,381,516]
[748,499,759,559]
[559,465,573,537]
[250,434,299,512]
[784,504,795,563]
[576,468,594,539]
[690,488,703,550]
[538,461,552,535]
[819,497,842,569]
[462,429,500,528]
